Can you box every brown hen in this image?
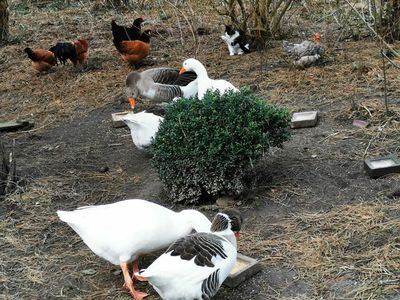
[24,47,56,72]
[115,30,151,66]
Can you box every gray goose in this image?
[135,208,243,300]
[125,67,198,108]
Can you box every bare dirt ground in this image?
[1,1,399,299]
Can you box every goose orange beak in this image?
[179,67,187,75]
[234,231,240,240]
[128,98,136,109]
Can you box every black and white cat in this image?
[221,25,250,56]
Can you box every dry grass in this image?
[241,201,400,299]
[0,173,143,299]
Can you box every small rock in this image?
[129,176,142,184]
[81,268,97,275]
[197,27,210,35]
[112,269,122,275]
[390,188,400,198]
[353,119,369,128]
[99,166,109,173]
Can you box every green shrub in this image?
[151,89,291,204]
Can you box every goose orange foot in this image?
[121,262,148,300]
[135,274,147,282]
[131,259,147,281]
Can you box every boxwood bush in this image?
[151,89,290,204]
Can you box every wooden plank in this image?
[0,120,34,132]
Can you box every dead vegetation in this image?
[1,0,399,299]
[242,202,400,299]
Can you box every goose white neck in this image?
[193,63,208,78]
[214,229,237,248]
[182,58,208,78]
[178,209,211,233]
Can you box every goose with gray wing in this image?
[135,208,243,300]
[125,67,198,109]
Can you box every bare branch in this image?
[343,0,400,58]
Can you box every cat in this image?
[221,25,250,56]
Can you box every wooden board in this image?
[223,253,262,288]
[0,120,34,132]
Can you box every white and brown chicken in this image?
[283,32,324,68]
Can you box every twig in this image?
[186,1,201,56]
[379,279,400,286]
[380,50,389,113]
[165,0,198,52]
[77,0,95,34]
[172,7,184,45]
[177,115,187,140]
[363,119,391,157]
[381,51,400,70]
[318,131,343,144]
[343,0,400,58]
[360,103,373,117]
[334,26,346,49]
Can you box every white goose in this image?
[125,67,198,108]
[135,208,243,300]
[57,199,211,300]
[179,58,238,100]
[121,111,164,150]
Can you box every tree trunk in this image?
[0,0,9,44]
[0,140,8,197]
[389,0,400,41]
[0,139,17,198]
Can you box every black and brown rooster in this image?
[49,39,90,66]
[111,17,144,45]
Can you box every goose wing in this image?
[142,67,197,86]
[141,68,179,84]
[138,232,235,299]
[167,232,227,267]
[172,71,197,86]
[152,83,183,102]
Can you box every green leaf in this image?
[151,88,291,204]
